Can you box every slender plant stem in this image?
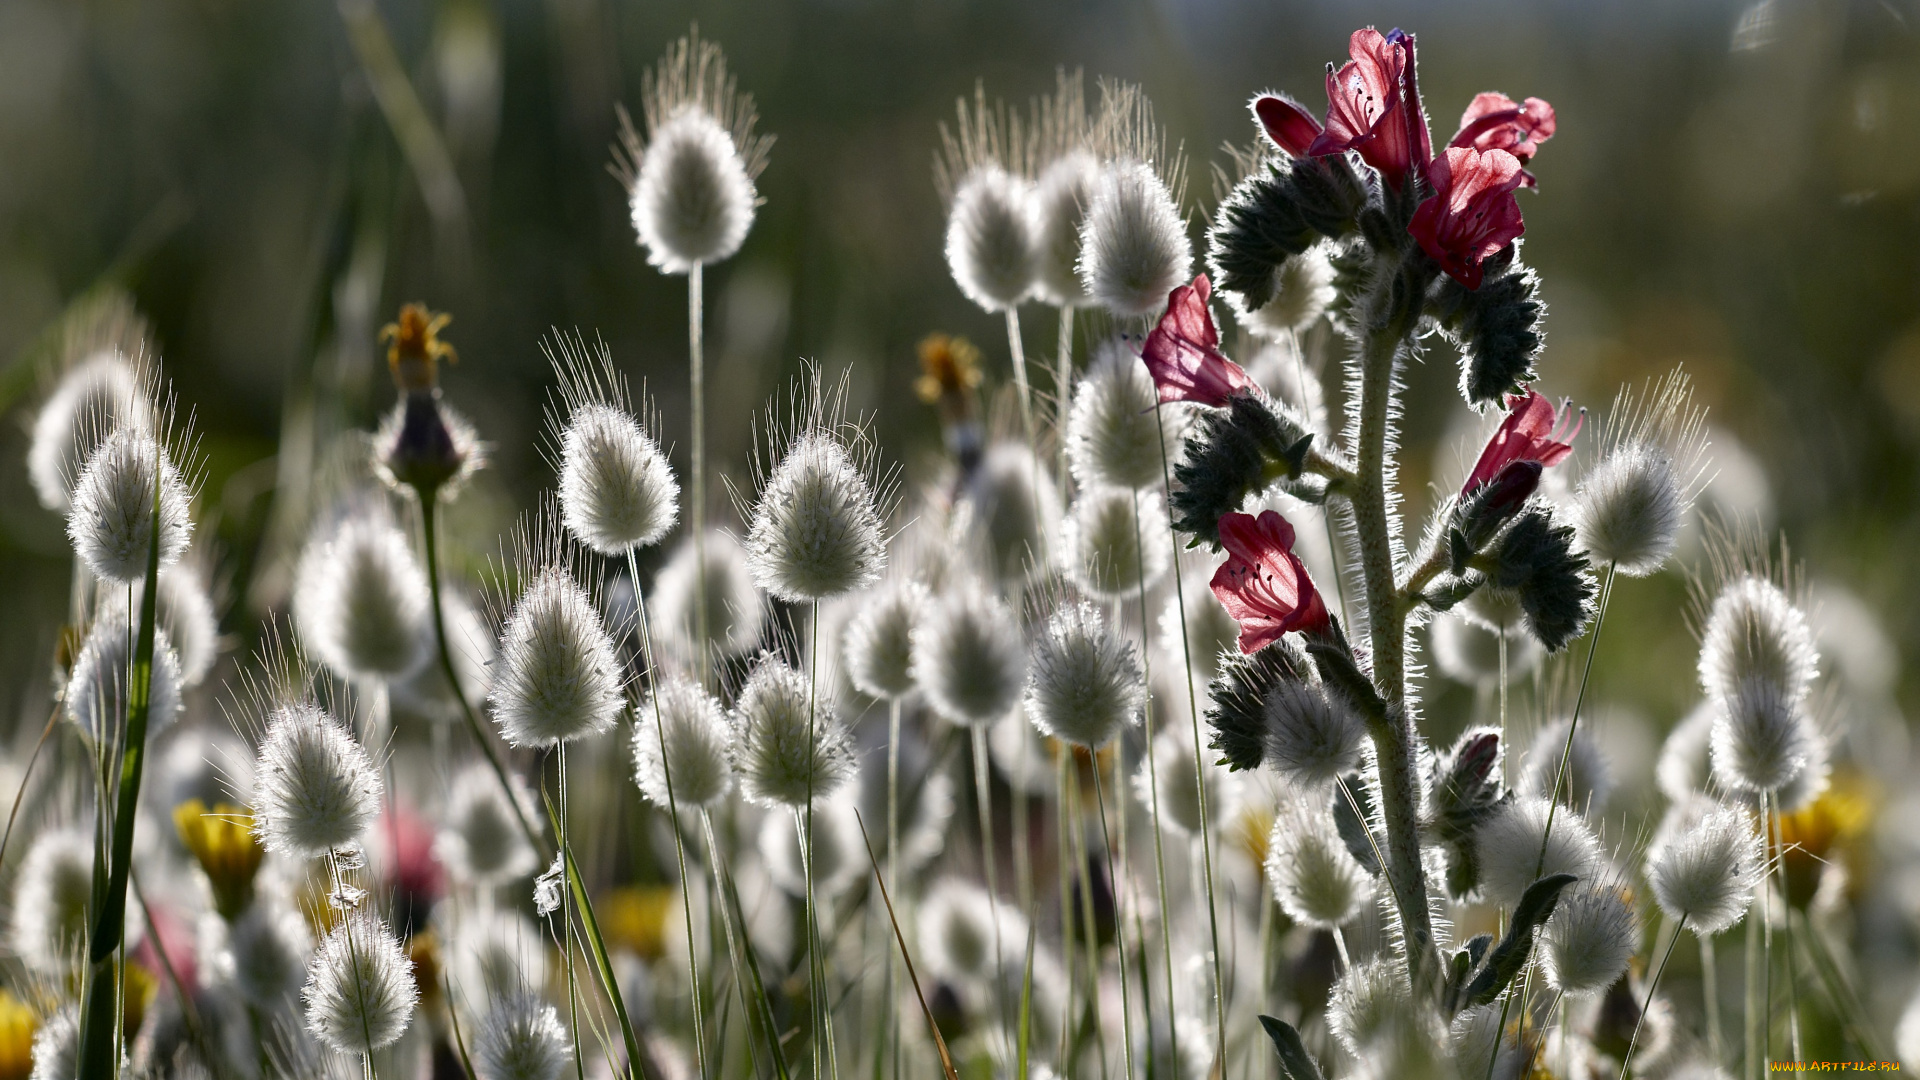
[1763,794,1774,1078]
[1536,562,1618,872]
[1746,893,1763,1080]
[557,744,586,1080]
[701,809,782,1077]
[0,703,60,869]
[1702,932,1722,1067]
[970,724,1010,1051]
[1006,307,1037,447]
[1128,492,1179,1072]
[802,601,840,1080]
[1055,305,1076,499]
[1152,399,1227,1071]
[1091,753,1137,1080]
[328,851,381,1080]
[689,262,711,690]
[1497,622,1508,777]
[1065,754,1109,1080]
[627,548,708,1080]
[1618,913,1688,1080]
[887,697,903,1080]
[1770,789,1802,1063]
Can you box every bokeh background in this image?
[0,0,1915,749]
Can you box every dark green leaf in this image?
[1258,1015,1328,1080]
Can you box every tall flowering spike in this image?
[29,350,156,515]
[744,369,890,603]
[1698,574,1818,707]
[1078,81,1192,318]
[1138,275,1254,407]
[1409,146,1528,290]
[67,427,193,584]
[490,560,624,747]
[841,580,928,701]
[212,898,312,1006]
[435,765,539,888]
[303,913,418,1053]
[912,584,1028,729]
[615,30,771,274]
[1307,28,1430,190]
[1067,341,1179,492]
[733,654,858,808]
[1252,93,1324,159]
[1031,70,1097,307]
[293,504,433,686]
[937,84,1037,312]
[1209,509,1331,654]
[1450,92,1556,186]
[65,599,182,741]
[373,304,486,500]
[1574,370,1709,577]
[631,675,735,808]
[474,988,573,1080]
[1024,601,1145,749]
[1462,389,1580,496]
[1647,802,1761,935]
[649,528,765,662]
[253,701,384,858]
[548,333,679,556]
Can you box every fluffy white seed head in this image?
[253,702,383,858]
[490,567,623,747]
[1458,583,1530,635]
[303,913,418,1053]
[436,765,540,887]
[1521,718,1615,818]
[1709,676,1819,794]
[1327,957,1410,1058]
[294,510,432,685]
[65,599,183,742]
[475,989,573,1080]
[917,879,1025,982]
[1066,343,1177,492]
[631,675,735,808]
[1575,444,1683,577]
[443,904,549,1006]
[1449,1004,1526,1080]
[208,898,313,1005]
[1647,802,1761,935]
[1261,679,1366,788]
[1078,159,1191,318]
[914,586,1028,729]
[156,565,219,686]
[1429,610,1542,689]
[628,109,757,273]
[27,1006,78,1080]
[1064,486,1170,600]
[945,165,1037,312]
[1698,575,1818,708]
[557,403,679,555]
[1657,702,1715,803]
[1160,570,1239,688]
[760,797,864,899]
[1221,245,1336,339]
[989,705,1057,796]
[954,442,1060,588]
[9,827,94,974]
[842,580,927,701]
[29,351,154,513]
[649,529,765,662]
[1132,731,1225,835]
[67,428,193,584]
[1265,800,1370,928]
[746,431,887,602]
[733,656,858,807]
[1475,795,1605,908]
[1541,885,1638,996]
[1031,151,1099,306]
[1023,601,1142,748]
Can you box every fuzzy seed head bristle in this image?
[303,913,418,1053]
[954,442,1060,588]
[475,988,573,1080]
[1161,570,1239,688]
[490,566,623,747]
[1708,676,1818,794]
[1078,159,1192,318]
[253,702,383,858]
[1698,575,1818,708]
[1064,486,1170,600]
[1575,442,1683,577]
[1221,245,1337,340]
[842,580,928,701]
[1647,802,1760,934]
[1521,717,1615,818]
[1656,702,1715,803]
[945,165,1038,312]
[733,655,857,807]
[27,1006,78,1080]
[746,430,888,602]
[29,351,155,513]
[1260,678,1366,788]
[917,879,1025,982]
[435,765,540,887]
[1474,795,1605,908]
[1066,342,1179,492]
[760,797,865,899]
[1541,884,1638,996]
[913,585,1028,729]
[1265,799,1370,928]
[1327,957,1410,1058]
[293,509,432,685]
[629,109,757,273]
[211,898,313,1005]
[1031,151,1099,306]
[372,393,487,499]
[649,528,765,662]
[558,402,679,555]
[65,598,183,741]
[632,675,734,808]
[9,827,95,974]
[1023,600,1143,748]
[67,427,193,584]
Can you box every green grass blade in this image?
[542,796,645,1079]
[852,810,959,1080]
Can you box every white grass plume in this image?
[435,764,540,887]
[1066,341,1180,492]
[487,506,624,747]
[913,583,1028,730]
[293,501,431,686]
[1023,599,1141,748]
[1063,486,1170,600]
[302,913,418,1053]
[66,595,183,742]
[649,527,764,662]
[546,332,679,556]
[732,653,857,808]
[252,700,383,858]
[1574,369,1708,577]
[68,425,194,584]
[631,674,734,808]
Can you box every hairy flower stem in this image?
[887,697,903,1080]
[690,262,712,690]
[1129,492,1180,1072]
[1619,913,1688,1080]
[628,548,709,1080]
[1349,301,1435,982]
[1153,399,1228,1071]
[418,496,542,852]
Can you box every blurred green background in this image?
[1,0,1916,741]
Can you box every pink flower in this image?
[377,802,445,904]
[1253,94,1323,159]
[1450,92,1556,187]
[1307,28,1431,190]
[1139,275,1255,408]
[1210,510,1332,654]
[1461,389,1580,496]
[1408,145,1527,289]
[133,903,198,996]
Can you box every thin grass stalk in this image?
[0,703,60,867]
[803,600,842,1080]
[1128,490,1179,1072]
[557,744,588,1080]
[1536,563,1618,875]
[852,811,961,1080]
[1702,932,1722,1067]
[1798,903,1885,1060]
[1762,799,1774,1078]
[1065,754,1110,1080]
[626,547,709,1080]
[970,723,1010,1052]
[1152,397,1227,1072]
[689,262,712,690]
[446,973,480,1080]
[887,697,903,1080]
[75,458,163,1080]
[1054,749,1081,1073]
[1769,790,1802,1062]
[1092,756,1138,1080]
[1017,916,1037,1080]
[327,850,381,1080]
[1745,898,1762,1080]
[1618,913,1687,1080]
[702,808,791,1080]
[544,797,647,1080]
[1055,305,1076,499]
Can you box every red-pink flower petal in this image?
[1461,388,1581,495]
[1209,510,1331,653]
[1306,28,1429,190]
[1139,275,1255,408]
[1408,146,1527,290]
[1254,94,1324,159]
[1451,92,1556,187]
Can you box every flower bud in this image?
[1482,503,1596,652]
[1023,601,1143,749]
[1168,391,1314,546]
[374,391,484,499]
[1428,251,1545,405]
